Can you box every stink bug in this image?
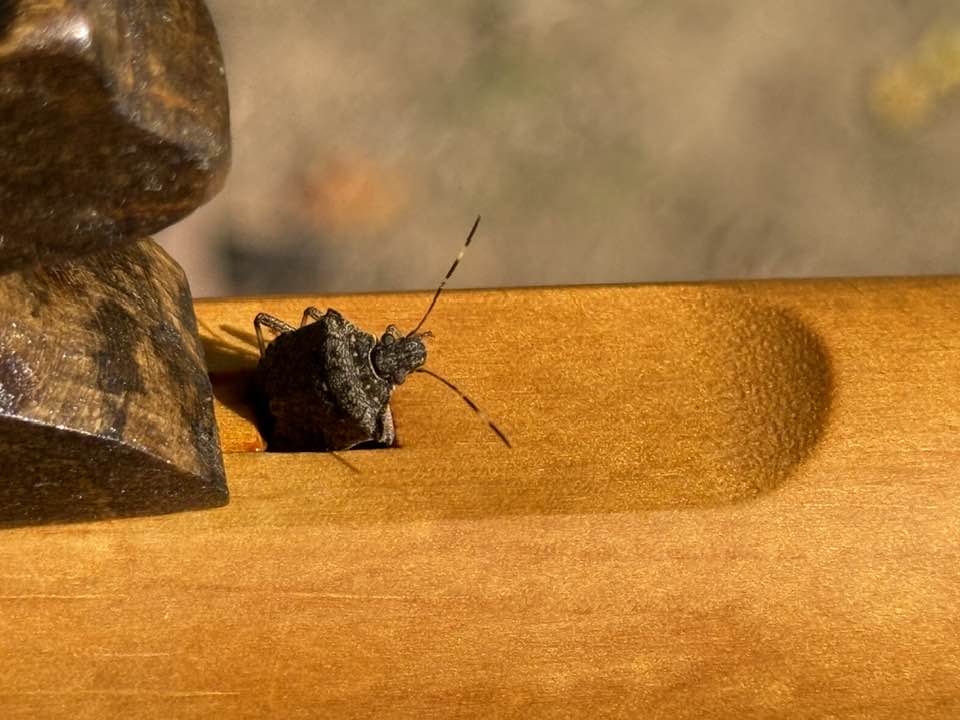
[253,216,510,451]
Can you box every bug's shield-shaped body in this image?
[256,309,396,451]
[252,217,511,452]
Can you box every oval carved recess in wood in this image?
[0,0,230,271]
[622,295,833,504]
[452,289,835,512]
[199,287,832,518]
[0,237,227,527]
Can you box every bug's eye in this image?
[380,332,396,346]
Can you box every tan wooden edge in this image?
[1,278,958,718]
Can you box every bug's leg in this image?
[254,313,295,357]
[300,306,327,328]
[330,451,360,474]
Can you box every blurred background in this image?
[158,1,960,298]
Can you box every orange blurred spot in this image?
[301,155,407,236]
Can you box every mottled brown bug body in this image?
[255,308,427,451]
[253,217,510,453]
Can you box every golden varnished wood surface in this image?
[2,278,959,717]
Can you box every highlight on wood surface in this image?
[2,278,959,717]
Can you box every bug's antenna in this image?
[414,367,512,448]
[408,215,481,337]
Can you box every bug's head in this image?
[373,216,480,387]
[372,324,429,385]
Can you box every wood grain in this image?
[2,278,959,718]
[0,238,227,526]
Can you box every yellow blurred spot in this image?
[870,25,960,130]
[870,62,935,129]
[916,26,960,93]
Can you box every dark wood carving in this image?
[0,238,228,525]
[0,0,231,272]
[0,0,231,526]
